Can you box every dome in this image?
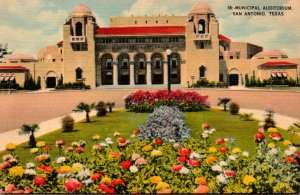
[190,2,213,14]
[6,54,36,61]
[252,50,288,59]
[72,4,93,17]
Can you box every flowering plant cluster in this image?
[0,124,299,193]
[125,90,209,112]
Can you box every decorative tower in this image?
[185,2,220,86]
[62,4,97,88]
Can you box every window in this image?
[122,61,128,69]
[219,56,224,60]
[198,19,205,34]
[135,21,137,24]
[166,20,168,23]
[53,59,56,62]
[76,67,83,80]
[156,20,158,23]
[139,61,145,69]
[106,61,112,69]
[219,74,224,82]
[75,22,83,36]
[199,65,206,78]
[230,56,234,59]
[200,42,204,49]
[145,20,148,24]
[155,60,161,69]
[171,59,177,68]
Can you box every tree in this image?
[73,102,95,123]
[217,98,231,111]
[19,123,39,148]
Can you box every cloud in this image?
[0,0,42,15]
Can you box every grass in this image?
[2,109,299,164]
[251,86,300,91]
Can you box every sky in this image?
[0,0,299,58]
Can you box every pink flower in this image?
[5,184,16,193]
[75,147,85,153]
[55,140,64,147]
[216,138,225,145]
[135,157,148,165]
[64,179,84,193]
[33,176,47,187]
[188,159,200,167]
[224,170,236,178]
[172,165,183,172]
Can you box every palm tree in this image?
[19,123,39,148]
[217,98,231,111]
[288,121,300,144]
[73,102,95,123]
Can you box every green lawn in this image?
[2,109,299,164]
[251,86,300,91]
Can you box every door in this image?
[46,77,56,88]
[229,74,239,86]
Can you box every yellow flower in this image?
[267,127,278,133]
[206,156,217,164]
[101,176,112,185]
[156,182,170,190]
[195,177,207,185]
[71,142,80,147]
[232,148,242,154]
[283,140,292,146]
[258,121,265,127]
[9,166,25,177]
[208,147,217,153]
[58,165,72,174]
[142,145,153,151]
[72,163,83,172]
[243,175,256,185]
[150,176,162,184]
[36,141,46,147]
[151,150,163,157]
[6,143,16,151]
[268,143,276,148]
[30,148,39,154]
[93,135,101,141]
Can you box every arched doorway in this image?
[46,71,57,88]
[75,22,83,36]
[151,53,163,84]
[100,54,113,85]
[169,53,181,84]
[118,53,130,85]
[134,53,146,84]
[228,68,240,86]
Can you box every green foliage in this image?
[57,74,63,86]
[217,98,231,111]
[0,81,21,90]
[106,102,115,113]
[19,123,39,147]
[73,102,95,123]
[56,81,90,90]
[240,113,254,121]
[95,101,107,117]
[264,109,276,130]
[192,79,228,88]
[24,75,40,90]
[229,102,240,115]
[61,115,75,132]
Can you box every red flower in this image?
[254,133,265,141]
[38,165,53,174]
[154,138,163,145]
[202,123,210,129]
[270,132,282,140]
[117,137,126,143]
[91,172,103,181]
[13,190,25,193]
[133,129,141,134]
[285,157,297,164]
[64,179,84,193]
[297,151,300,158]
[178,156,188,163]
[3,161,11,168]
[121,160,132,169]
[98,184,116,194]
[55,140,64,147]
[111,178,126,188]
[216,138,225,145]
[5,184,15,193]
[178,148,190,156]
[172,164,183,172]
[188,159,200,167]
[44,145,51,152]
[224,170,236,178]
[219,146,228,153]
[33,176,46,187]
[75,147,85,153]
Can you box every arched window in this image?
[76,67,83,80]
[198,19,205,34]
[76,22,83,36]
[199,65,206,78]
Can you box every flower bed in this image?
[125,90,209,112]
[0,124,299,194]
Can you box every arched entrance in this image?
[46,71,57,88]
[118,53,130,85]
[134,53,146,84]
[228,68,240,86]
[151,53,163,84]
[169,53,181,84]
[100,54,113,85]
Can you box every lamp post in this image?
[166,49,172,91]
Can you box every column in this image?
[130,62,135,86]
[146,62,152,85]
[163,61,168,85]
[113,63,118,86]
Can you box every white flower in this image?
[272,137,281,141]
[210,128,216,133]
[169,139,175,143]
[242,151,249,157]
[82,179,94,186]
[228,155,237,161]
[212,165,222,172]
[190,152,201,159]
[57,173,71,178]
[77,169,90,179]
[269,148,278,155]
[113,132,120,137]
[99,142,108,147]
[8,158,17,163]
[131,153,140,161]
[105,137,112,142]
[203,130,210,134]
[289,146,297,153]
[217,174,227,184]
[2,154,13,161]
[56,156,66,164]
[25,169,37,175]
[179,166,190,174]
[106,140,114,145]
[26,162,35,169]
[129,165,138,173]
[130,134,136,138]
[202,133,209,138]
[284,149,293,156]
[219,161,228,167]
[224,138,229,142]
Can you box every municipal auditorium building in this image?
[0,1,299,89]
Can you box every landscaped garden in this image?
[0,90,299,193]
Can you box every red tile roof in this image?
[0,66,26,69]
[219,34,231,41]
[96,26,186,35]
[260,61,298,67]
[57,40,63,45]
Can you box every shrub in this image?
[229,102,240,115]
[106,102,115,112]
[264,109,276,130]
[240,113,253,121]
[192,79,228,88]
[61,115,74,132]
[56,81,90,90]
[139,106,190,142]
[96,101,107,117]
